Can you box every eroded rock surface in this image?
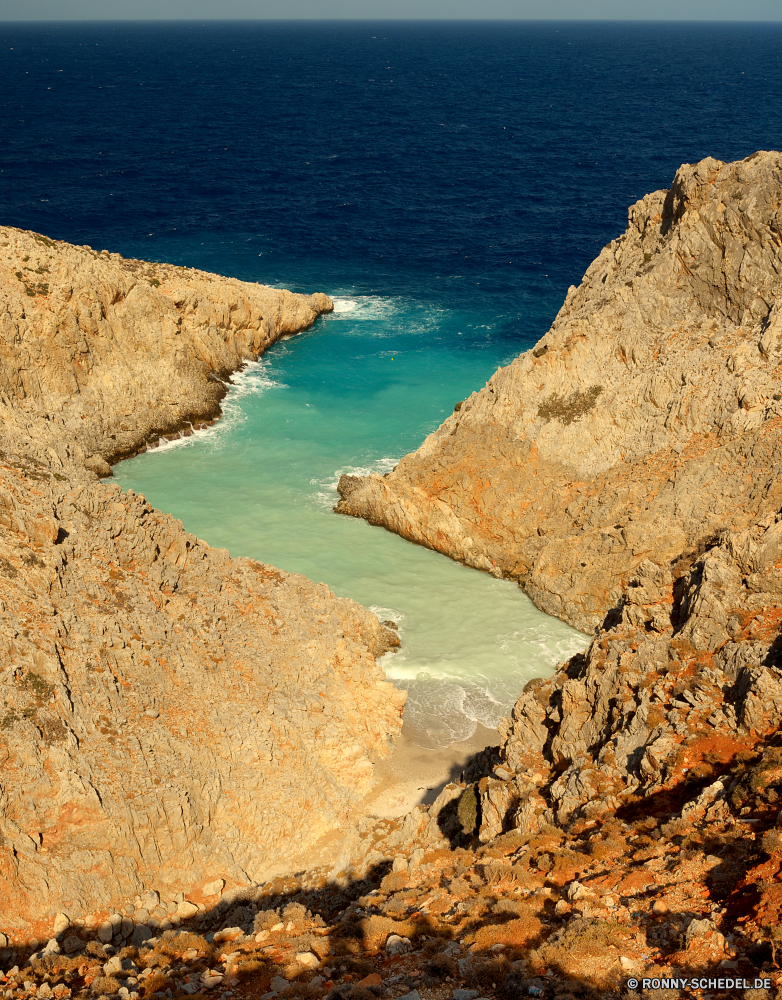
[0,229,404,940]
[323,153,782,984]
[6,157,782,988]
[337,151,782,633]
[308,513,782,987]
[0,226,332,471]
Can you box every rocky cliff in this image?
[311,457,782,991]
[0,227,332,474]
[320,150,782,987]
[337,151,782,634]
[0,228,404,942]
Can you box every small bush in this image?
[465,913,543,951]
[283,901,323,927]
[328,988,375,1000]
[236,958,268,982]
[29,954,83,974]
[467,956,511,990]
[356,914,416,952]
[141,970,170,996]
[254,908,282,932]
[549,849,582,882]
[448,876,474,897]
[485,864,532,887]
[660,818,691,839]
[493,898,528,916]
[538,917,630,983]
[588,838,625,861]
[458,787,479,836]
[379,871,408,894]
[538,386,603,426]
[158,932,211,959]
[334,957,375,976]
[762,829,782,855]
[425,954,457,980]
[90,976,121,995]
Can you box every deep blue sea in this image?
[3,21,782,745]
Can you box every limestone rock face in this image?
[0,226,332,471]
[496,510,782,828]
[337,151,782,632]
[0,231,405,941]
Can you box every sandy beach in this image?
[362,721,500,818]
[256,721,500,882]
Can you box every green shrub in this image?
[457,786,479,836]
[538,385,603,426]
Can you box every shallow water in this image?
[114,293,588,747]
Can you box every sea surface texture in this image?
[2,21,781,745]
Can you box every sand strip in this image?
[257,721,500,880]
[362,721,500,818]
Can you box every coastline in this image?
[248,720,501,883]
[3,156,782,986]
[0,225,334,476]
[363,720,499,818]
[0,229,405,937]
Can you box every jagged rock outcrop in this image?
[337,151,782,633]
[497,513,782,827]
[308,510,782,982]
[5,180,782,993]
[330,156,782,975]
[0,226,332,472]
[0,230,405,942]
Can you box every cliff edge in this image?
[0,229,405,941]
[337,151,782,633]
[0,227,333,474]
[4,164,782,994]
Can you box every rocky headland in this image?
[0,228,334,475]
[326,153,782,988]
[4,154,782,1000]
[0,227,404,940]
[337,151,782,634]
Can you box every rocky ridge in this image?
[322,153,782,989]
[336,151,782,634]
[0,229,404,940]
[0,226,332,474]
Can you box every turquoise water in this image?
[114,293,587,748]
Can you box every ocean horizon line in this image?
[3,16,782,23]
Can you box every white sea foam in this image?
[331,297,360,313]
[311,456,399,510]
[143,358,285,457]
[368,604,405,628]
[379,608,588,746]
[325,294,447,336]
[329,295,401,321]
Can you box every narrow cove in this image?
[114,291,587,750]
